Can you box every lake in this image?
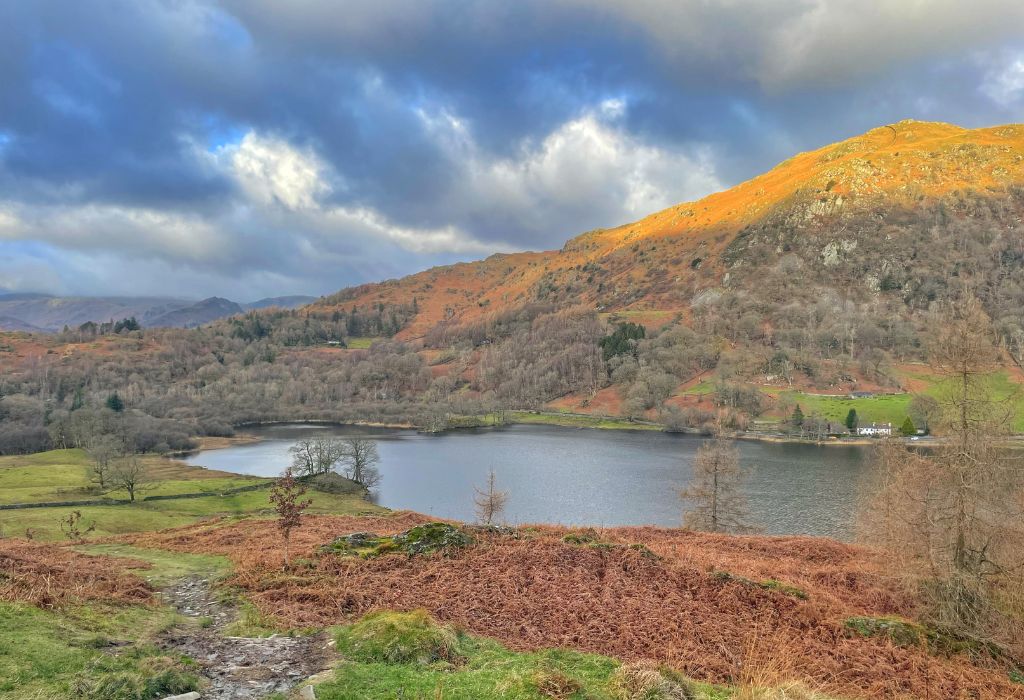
[182,423,873,539]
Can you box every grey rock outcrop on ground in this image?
[160,576,332,700]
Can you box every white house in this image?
[857,422,893,437]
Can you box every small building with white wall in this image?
[857,422,893,437]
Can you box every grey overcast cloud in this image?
[2,0,1024,299]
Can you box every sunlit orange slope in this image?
[313,120,1024,339]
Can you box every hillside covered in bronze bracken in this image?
[3,120,1024,452]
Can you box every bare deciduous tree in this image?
[289,437,346,477]
[473,469,508,525]
[110,455,150,502]
[269,467,312,568]
[85,434,121,490]
[861,299,1024,640]
[680,434,752,533]
[341,437,381,489]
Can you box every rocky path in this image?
[159,576,333,700]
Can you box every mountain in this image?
[0,294,191,332]
[0,293,316,332]
[145,297,246,329]
[314,120,1024,342]
[4,119,1024,439]
[244,295,318,311]
[0,315,45,333]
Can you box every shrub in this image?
[334,610,466,666]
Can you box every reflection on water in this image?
[182,423,870,539]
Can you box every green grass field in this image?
[681,380,717,396]
[345,336,383,349]
[761,369,1024,432]
[771,391,913,426]
[0,601,192,700]
[0,449,384,541]
[506,411,663,431]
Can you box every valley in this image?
[3,120,1024,699]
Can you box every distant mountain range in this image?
[0,293,318,332]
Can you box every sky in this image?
[1,1,1023,301]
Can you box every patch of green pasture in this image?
[0,489,381,542]
[0,449,264,505]
[0,601,194,700]
[75,544,230,587]
[0,449,93,504]
[127,476,266,499]
[507,411,662,431]
[773,391,913,425]
[345,336,382,349]
[914,370,1024,432]
[681,380,716,396]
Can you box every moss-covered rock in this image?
[334,610,466,666]
[322,522,472,558]
[562,530,658,557]
[393,522,472,555]
[712,571,809,600]
[562,529,601,545]
[843,615,1011,662]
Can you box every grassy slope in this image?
[0,544,234,699]
[316,611,734,700]
[769,391,913,426]
[0,602,190,700]
[0,449,383,541]
[762,369,1024,431]
[506,410,662,431]
[345,336,383,349]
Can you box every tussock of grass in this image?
[335,610,466,666]
[223,599,278,638]
[74,655,200,700]
[609,660,697,699]
[735,683,841,700]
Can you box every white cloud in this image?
[0,114,721,296]
[320,207,496,254]
[435,105,721,236]
[982,53,1024,106]
[0,203,232,263]
[226,132,331,210]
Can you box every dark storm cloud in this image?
[1,0,1023,298]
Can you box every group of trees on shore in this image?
[682,299,1024,657]
[288,436,382,490]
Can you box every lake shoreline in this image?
[219,412,905,446]
[184,422,869,539]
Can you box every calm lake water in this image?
[182,424,872,539]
